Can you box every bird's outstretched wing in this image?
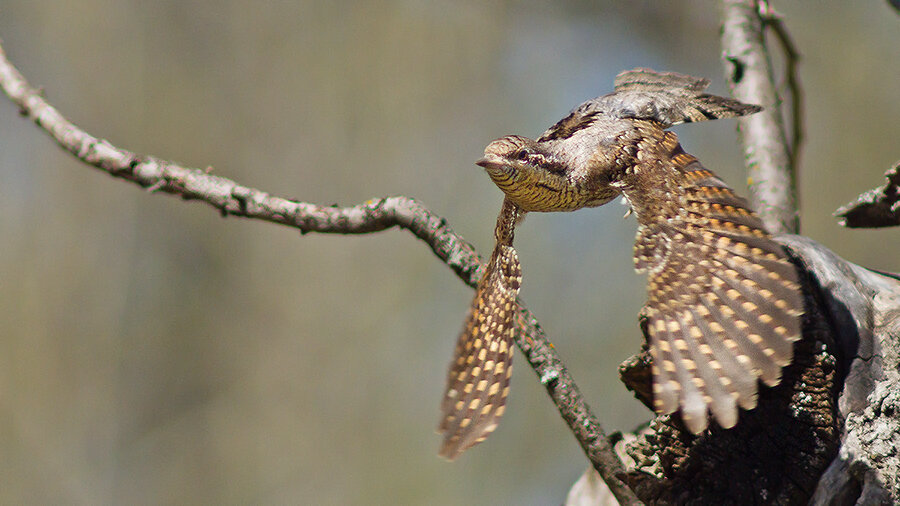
[636,155,803,433]
[438,200,522,459]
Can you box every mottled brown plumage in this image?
[438,68,803,456]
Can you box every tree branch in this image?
[720,0,799,234]
[835,161,900,228]
[0,42,639,504]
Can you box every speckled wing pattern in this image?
[636,153,803,433]
[438,200,521,459]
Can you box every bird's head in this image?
[476,134,619,212]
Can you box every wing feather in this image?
[675,309,739,429]
[439,201,523,459]
[438,244,519,459]
[646,309,682,415]
[688,305,759,411]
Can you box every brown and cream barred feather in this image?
[630,132,803,433]
[438,198,522,459]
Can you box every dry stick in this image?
[0,43,639,504]
[720,0,800,234]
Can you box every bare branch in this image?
[835,161,900,228]
[0,42,639,504]
[515,307,640,505]
[720,0,799,234]
[0,46,486,284]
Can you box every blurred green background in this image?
[0,1,897,504]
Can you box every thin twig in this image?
[720,0,799,234]
[762,6,804,176]
[0,42,639,504]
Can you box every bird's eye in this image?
[515,150,530,161]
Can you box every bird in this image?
[437,68,804,460]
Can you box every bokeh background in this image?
[0,1,897,504]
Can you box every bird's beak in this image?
[476,153,504,172]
